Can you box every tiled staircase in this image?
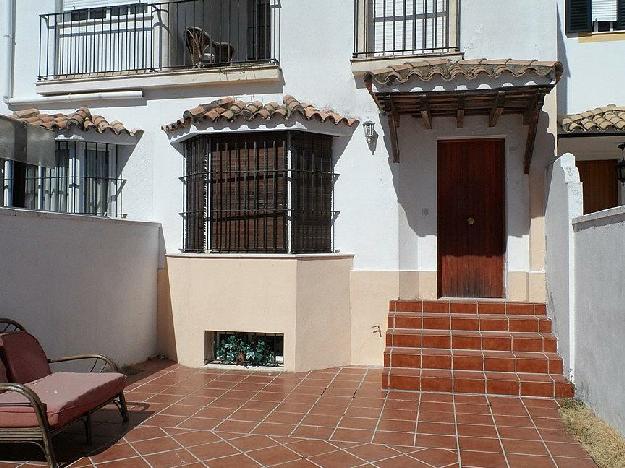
[383,299,574,398]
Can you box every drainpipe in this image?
[1,0,15,102]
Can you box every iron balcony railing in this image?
[353,0,460,58]
[38,0,279,80]
[1,174,126,218]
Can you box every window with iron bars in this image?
[0,141,125,217]
[182,132,336,254]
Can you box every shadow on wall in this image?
[556,5,570,116]
[142,79,285,102]
[157,229,177,362]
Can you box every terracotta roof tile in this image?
[365,58,563,86]
[560,105,625,134]
[11,108,141,136]
[162,95,358,132]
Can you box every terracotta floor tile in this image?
[187,440,240,461]
[411,447,459,466]
[142,448,198,467]
[457,423,498,438]
[330,428,374,443]
[93,456,150,467]
[375,454,431,467]
[458,436,503,453]
[498,426,541,441]
[214,419,258,434]
[247,445,301,466]
[460,450,507,468]
[205,453,261,467]
[308,449,366,468]
[507,453,557,468]
[252,422,296,436]
[172,430,221,448]
[131,435,181,455]
[286,439,338,457]
[291,425,335,440]
[89,442,137,463]
[226,434,276,452]
[378,418,417,433]
[339,416,378,430]
[417,421,457,435]
[414,433,458,450]
[345,443,400,462]
[373,431,415,447]
[178,417,221,431]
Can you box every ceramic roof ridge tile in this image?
[560,104,625,134]
[162,95,359,132]
[11,108,140,136]
[365,58,563,85]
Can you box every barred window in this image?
[1,141,124,217]
[182,131,336,254]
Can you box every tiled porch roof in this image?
[366,58,563,86]
[12,108,141,136]
[162,95,358,132]
[560,104,625,134]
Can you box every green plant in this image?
[215,334,277,367]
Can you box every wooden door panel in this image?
[437,140,505,298]
[576,160,619,215]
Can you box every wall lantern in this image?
[363,120,375,142]
[618,143,625,184]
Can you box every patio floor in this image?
[1,360,596,467]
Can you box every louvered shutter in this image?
[593,0,618,21]
[617,0,625,29]
[566,0,592,33]
[62,0,144,10]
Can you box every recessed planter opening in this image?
[205,331,284,367]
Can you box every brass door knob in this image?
[467,217,475,225]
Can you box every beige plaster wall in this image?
[350,271,399,366]
[158,254,353,372]
[295,257,353,371]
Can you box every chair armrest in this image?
[0,382,50,430]
[48,354,120,373]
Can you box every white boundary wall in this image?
[546,154,625,436]
[573,206,625,436]
[0,208,162,367]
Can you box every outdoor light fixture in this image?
[618,143,625,184]
[363,120,375,142]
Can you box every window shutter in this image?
[593,0,618,21]
[617,0,625,29]
[62,0,144,10]
[566,0,592,33]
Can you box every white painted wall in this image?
[0,207,161,367]
[557,0,625,115]
[573,206,625,436]
[544,154,583,375]
[6,0,558,273]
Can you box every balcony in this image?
[37,0,280,93]
[352,0,461,73]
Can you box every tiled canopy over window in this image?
[163,95,357,254]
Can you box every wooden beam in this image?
[489,91,505,127]
[419,95,432,129]
[457,98,465,128]
[388,111,400,163]
[523,93,544,174]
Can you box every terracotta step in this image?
[386,328,557,353]
[390,299,546,316]
[384,347,564,374]
[389,312,552,333]
[382,367,574,398]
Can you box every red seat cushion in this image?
[0,372,126,428]
[0,331,51,384]
[0,360,7,383]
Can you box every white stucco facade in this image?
[0,0,565,370]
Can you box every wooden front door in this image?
[437,139,505,298]
[576,160,619,214]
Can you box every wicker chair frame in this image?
[0,319,128,467]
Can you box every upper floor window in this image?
[182,132,336,254]
[39,0,278,81]
[353,0,460,58]
[566,0,625,33]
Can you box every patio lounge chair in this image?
[0,319,128,468]
[185,26,235,67]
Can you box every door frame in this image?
[436,137,508,299]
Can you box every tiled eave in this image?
[560,105,625,136]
